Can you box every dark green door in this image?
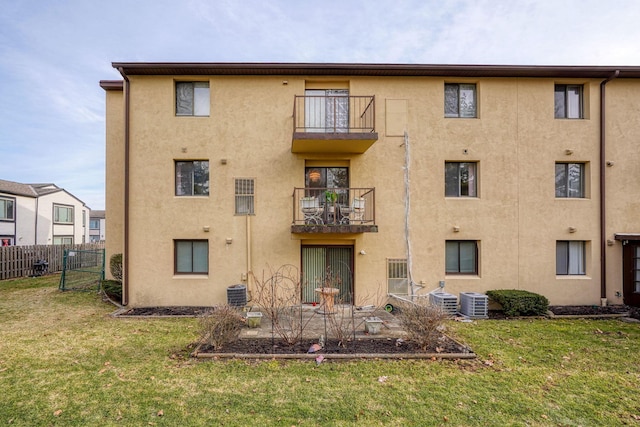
[623,242,640,307]
[301,246,353,304]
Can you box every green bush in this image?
[101,279,122,301]
[486,289,549,317]
[110,253,123,282]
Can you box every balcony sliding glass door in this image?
[301,246,353,303]
[304,89,349,133]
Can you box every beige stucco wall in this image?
[104,89,124,279]
[105,73,640,307]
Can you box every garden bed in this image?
[193,336,474,360]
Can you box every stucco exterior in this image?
[101,63,640,308]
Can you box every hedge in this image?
[486,289,549,317]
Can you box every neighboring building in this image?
[0,179,90,246]
[89,210,106,242]
[101,63,640,308]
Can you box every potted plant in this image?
[324,190,338,204]
[324,190,338,215]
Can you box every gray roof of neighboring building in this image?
[90,210,105,219]
[0,179,87,206]
[0,179,38,197]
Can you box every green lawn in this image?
[1,275,639,426]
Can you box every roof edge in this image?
[110,62,640,78]
[100,80,124,91]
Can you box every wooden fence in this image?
[0,242,106,280]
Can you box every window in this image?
[0,198,14,220]
[555,84,583,119]
[90,219,100,229]
[175,161,209,196]
[176,82,210,116]
[446,241,478,274]
[387,258,408,295]
[445,83,477,118]
[54,205,74,224]
[175,240,208,274]
[53,236,73,245]
[555,163,585,198]
[235,178,255,215]
[445,162,477,197]
[556,241,586,275]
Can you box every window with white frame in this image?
[90,219,100,229]
[175,161,209,196]
[176,82,210,116]
[555,163,585,198]
[175,240,208,274]
[446,241,478,274]
[387,258,408,295]
[445,162,477,197]
[53,205,74,224]
[444,83,477,118]
[235,178,255,215]
[554,84,583,119]
[53,236,73,245]
[0,197,15,220]
[556,241,586,275]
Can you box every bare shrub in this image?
[199,305,244,350]
[397,302,449,351]
[250,265,315,346]
[321,267,355,347]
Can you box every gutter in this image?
[117,67,131,306]
[600,70,619,301]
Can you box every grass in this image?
[1,275,640,426]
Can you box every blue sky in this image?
[1,0,639,210]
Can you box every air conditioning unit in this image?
[459,292,488,318]
[429,291,458,315]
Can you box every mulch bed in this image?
[548,305,631,316]
[195,336,471,357]
[117,306,214,316]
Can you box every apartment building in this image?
[89,210,106,242]
[100,63,640,308]
[0,179,90,245]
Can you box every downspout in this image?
[600,70,619,303]
[117,67,131,306]
[246,214,252,301]
[34,197,38,244]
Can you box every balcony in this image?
[292,95,378,154]
[291,187,378,234]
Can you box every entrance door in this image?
[301,246,353,304]
[623,242,640,306]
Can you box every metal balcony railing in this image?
[292,187,375,228]
[293,95,375,133]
